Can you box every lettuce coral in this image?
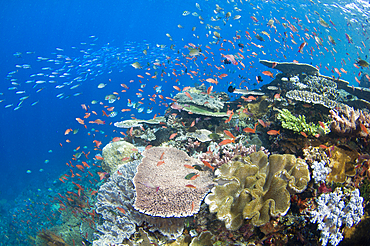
[205,151,310,230]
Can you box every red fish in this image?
[267,130,280,135]
[223,130,235,139]
[169,132,178,139]
[206,78,218,85]
[298,42,307,53]
[190,174,200,180]
[360,123,368,134]
[219,139,233,146]
[201,160,215,171]
[173,86,181,91]
[262,71,274,78]
[157,160,165,166]
[185,184,197,189]
[185,92,193,100]
[76,118,84,125]
[222,54,238,65]
[112,137,121,142]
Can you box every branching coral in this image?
[277,108,330,136]
[205,151,310,230]
[310,187,364,246]
[198,143,269,168]
[329,106,370,137]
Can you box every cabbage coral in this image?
[205,151,310,230]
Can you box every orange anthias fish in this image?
[76,118,85,125]
[117,207,126,214]
[185,184,197,189]
[64,128,73,135]
[219,139,233,146]
[243,123,258,134]
[112,137,121,142]
[258,119,267,128]
[201,160,215,171]
[262,70,274,78]
[173,86,181,91]
[224,130,235,139]
[360,123,369,134]
[206,78,218,85]
[169,132,178,139]
[185,92,193,100]
[267,130,280,135]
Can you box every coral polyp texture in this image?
[101,140,138,173]
[133,147,214,217]
[205,151,310,230]
[310,187,364,246]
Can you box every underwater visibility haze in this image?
[1,0,370,245]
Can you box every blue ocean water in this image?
[0,0,369,245]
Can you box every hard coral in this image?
[133,147,214,217]
[205,151,310,230]
[329,106,370,137]
[326,146,357,183]
[101,140,138,173]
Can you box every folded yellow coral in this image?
[205,151,310,230]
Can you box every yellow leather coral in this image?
[205,151,310,230]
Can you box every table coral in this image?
[205,151,310,230]
[133,147,214,217]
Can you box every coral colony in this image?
[310,188,364,246]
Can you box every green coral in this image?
[205,151,310,230]
[277,108,330,136]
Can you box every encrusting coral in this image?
[205,151,310,230]
[326,146,358,183]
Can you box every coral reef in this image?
[187,129,213,142]
[259,60,319,75]
[277,108,330,136]
[326,146,358,183]
[286,90,343,109]
[310,187,364,246]
[198,143,268,168]
[133,147,214,217]
[94,160,142,245]
[205,151,310,230]
[311,160,331,183]
[114,117,166,128]
[174,87,224,111]
[182,104,229,117]
[101,140,138,173]
[94,160,188,245]
[330,106,370,137]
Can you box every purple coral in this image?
[198,143,269,168]
[329,106,370,137]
